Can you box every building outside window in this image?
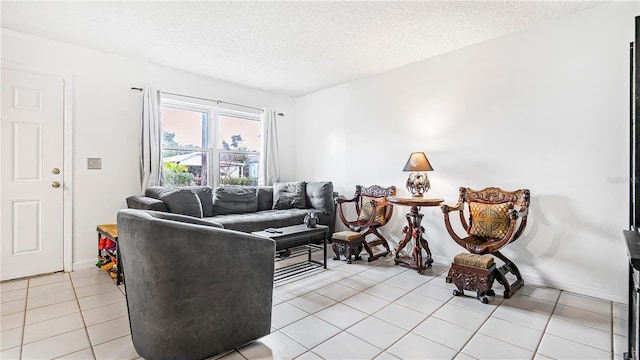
[161,100,260,187]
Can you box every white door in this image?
[1,69,65,281]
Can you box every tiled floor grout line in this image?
[277,315,347,358]
[545,298,619,350]
[377,290,457,358]
[530,289,562,359]
[274,281,389,359]
[17,278,29,360]
[447,295,504,358]
[12,273,90,358]
[611,301,615,360]
[69,272,99,360]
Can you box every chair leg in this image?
[492,251,524,299]
[354,242,363,261]
[370,228,392,253]
[361,228,391,262]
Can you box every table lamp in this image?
[403,152,433,197]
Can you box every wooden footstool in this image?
[446,253,496,304]
[331,231,364,264]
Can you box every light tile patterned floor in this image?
[0,255,628,360]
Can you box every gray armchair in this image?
[117,209,276,360]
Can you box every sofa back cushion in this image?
[147,186,214,217]
[159,189,204,218]
[305,182,334,215]
[257,187,274,211]
[272,181,307,210]
[214,186,258,215]
[146,186,177,200]
[182,187,214,217]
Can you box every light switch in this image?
[87,158,102,170]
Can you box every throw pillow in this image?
[468,201,513,239]
[273,181,307,210]
[213,186,258,215]
[357,196,386,224]
[159,189,204,218]
[305,182,334,215]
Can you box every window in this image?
[161,100,260,187]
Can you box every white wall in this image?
[1,29,296,270]
[294,2,638,302]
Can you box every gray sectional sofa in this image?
[126,181,335,237]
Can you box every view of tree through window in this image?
[160,103,260,187]
[218,115,260,186]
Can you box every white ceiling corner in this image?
[1,1,609,97]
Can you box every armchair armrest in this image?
[514,205,529,218]
[441,202,463,213]
[335,194,383,229]
[511,205,529,241]
[335,195,359,229]
[334,195,357,205]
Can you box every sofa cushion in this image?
[305,182,333,214]
[209,208,325,234]
[273,181,307,210]
[214,187,258,215]
[159,189,203,218]
[183,186,214,217]
[257,187,274,211]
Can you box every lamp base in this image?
[406,172,431,197]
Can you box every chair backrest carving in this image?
[357,184,396,199]
[461,187,530,208]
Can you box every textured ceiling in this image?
[1,1,607,97]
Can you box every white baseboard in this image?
[520,271,627,304]
[73,258,98,271]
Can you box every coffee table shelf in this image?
[252,224,329,283]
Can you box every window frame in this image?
[161,98,261,187]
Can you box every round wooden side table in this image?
[387,196,443,273]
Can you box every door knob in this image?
[52,181,61,188]
[52,168,60,174]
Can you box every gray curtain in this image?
[140,87,163,191]
[259,108,280,186]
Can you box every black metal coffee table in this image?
[252,224,329,282]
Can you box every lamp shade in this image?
[403,152,433,172]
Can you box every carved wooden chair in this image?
[335,185,396,262]
[441,187,530,298]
